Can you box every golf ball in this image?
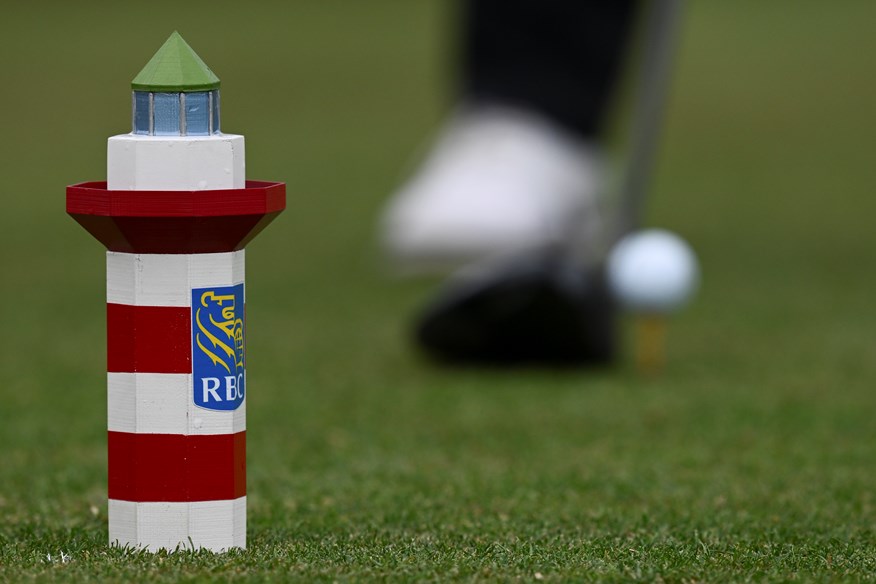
[606,229,699,313]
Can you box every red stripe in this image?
[108,431,246,502]
[107,304,191,373]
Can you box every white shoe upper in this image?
[382,105,604,274]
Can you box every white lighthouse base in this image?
[109,497,246,552]
[107,134,245,191]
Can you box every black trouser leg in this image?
[460,0,640,139]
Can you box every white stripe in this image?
[107,251,245,307]
[107,134,245,191]
[108,373,245,435]
[109,497,246,552]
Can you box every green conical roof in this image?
[131,32,220,92]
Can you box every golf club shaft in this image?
[612,0,685,242]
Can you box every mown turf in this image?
[3,1,876,581]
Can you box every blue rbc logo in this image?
[191,284,245,411]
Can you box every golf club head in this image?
[415,254,617,366]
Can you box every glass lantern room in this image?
[130,32,222,137]
[133,89,220,135]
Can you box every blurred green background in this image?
[2,1,876,580]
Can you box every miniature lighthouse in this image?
[66,32,285,551]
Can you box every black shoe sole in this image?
[415,255,617,366]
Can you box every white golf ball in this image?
[607,229,699,313]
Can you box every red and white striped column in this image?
[68,179,283,552]
[106,250,247,551]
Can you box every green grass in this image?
[3,0,876,581]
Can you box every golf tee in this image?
[635,314,666,375]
